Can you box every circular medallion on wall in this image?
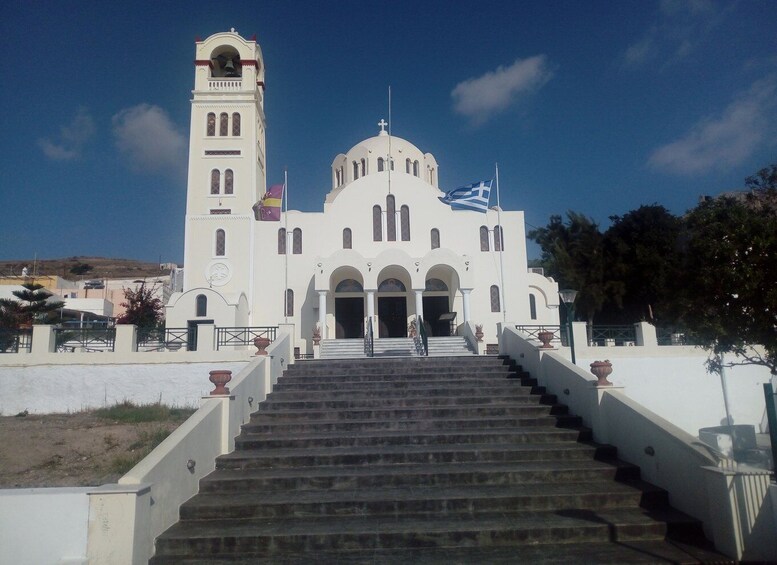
[206,260,232,287]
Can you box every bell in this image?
[224,59,238,77]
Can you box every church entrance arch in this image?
[332,276,364,339]
[423,267,460,336]
[376,271,410,338]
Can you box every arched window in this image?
[429,167,436,185]
[210,169,220,194]
[224,169,234,194]
[413,160,419,177]
[292,228,302,254]
[494,225,504,251]
[360,158,366,176]
[278,228,286,254]
[285,289,294,317]
[405,158,412,174]
[386,195,396,241]
[373,205,382,241]
[529,294,537,320]
[206,113,216,136]
[336,279,363,292]
[219,113,228,136]
[342,228,352,249]
[377,157,385,172]
[400,205,410,241]
[335,168,342,187]
[353,161,359,180]
[389,158,394,171]
[378,278,406,292]
[231,113,241,136]
[196,294,207,317]
[430,228,440,249]
[215,229,226,256]
[480,226,490,251]
[490,285,501,313]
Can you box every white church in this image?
[165,30,560,354]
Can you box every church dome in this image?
[329,122,439,193]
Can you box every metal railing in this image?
[54,327,116,352]
[137,327,190,352]
[656,327,699,346]
[364,318,374,357]
[589,325,636,347]
[0,329,32,353]
[515,325,568,347]
[418,316,429,356]
[216,327,277,350]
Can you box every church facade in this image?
[165,30,560,353]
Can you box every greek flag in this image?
[439,180,492,213]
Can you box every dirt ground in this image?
[0,412,188,488]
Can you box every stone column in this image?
[414,290,424,321]
[366,290,375,331]
[461,289,472,323]
[318,291,327,339]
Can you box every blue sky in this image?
[1,0,775,264]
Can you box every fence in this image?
[515,325,569,347]
[588,325,636,347]
[0,329,32,353]
[656,327,699,346]
[54,328,116,352]
[137,327,190,351]
[216,326,278,350]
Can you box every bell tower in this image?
[182,29,267,303]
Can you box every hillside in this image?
[0,257,175,281]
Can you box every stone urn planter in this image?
[253,335,271,356]
[312,325,321,346]
[475,324,484,342]
[590,360,613,386]
[209,369,232,395]
[537,329,554,348]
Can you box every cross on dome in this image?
[378,119,388,136]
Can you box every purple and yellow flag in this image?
[255,184,284,221]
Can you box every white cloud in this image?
[624,0,725,67]
[648,77,776,175]
[38,107,96,160]
[112,104,186,175]
[451,55,553,126]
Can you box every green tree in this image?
[69,262,94,276]
[12,282,65,325]
[603,205,683,324]
[116,282,163,339]
[675,185,777,374]
[529,212,623,327]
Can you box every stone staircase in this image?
[151,356,728,564]
[321,336,474,358]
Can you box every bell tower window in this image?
[224,169,234,194]
[206,113,216,136]
[232,113,241,136]
[480,226,490,251]
[219,113,228,136]
[292,228,302,254]
[210,169,220,194]
[215,229,226,256]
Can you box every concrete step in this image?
[199,459,640,493]
[153,508,702,557]
[179,480,668,520]
[216,442,616,470]
[259,393,561,410]
[234,427,588,450]
[151,539,728,564]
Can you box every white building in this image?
[166,30,559,353]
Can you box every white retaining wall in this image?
[0,362,250,416]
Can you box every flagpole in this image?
[387,85,392,195]
[495,163,506,323]
[284,168,289,324]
